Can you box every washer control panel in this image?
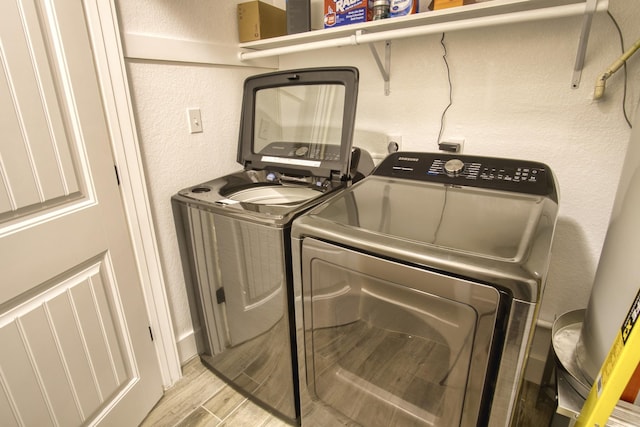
[259,141,341,161]
[374,152,556,198]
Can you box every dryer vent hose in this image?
[594,38,640,100]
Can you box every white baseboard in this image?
[176,330,199,365]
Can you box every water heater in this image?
[576,105,640,404]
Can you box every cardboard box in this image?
[238,1,287,43]
[432,0,476,10]
[324,0,370,28]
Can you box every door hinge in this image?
[148,326,154,341]
[216,287,226,304]
[114,165,121,186]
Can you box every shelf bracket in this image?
[368,40,391,96]
[571,0,599,89]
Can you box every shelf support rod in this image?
[367,39,391,96]
[571,0,599,89]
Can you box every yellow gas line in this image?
[576,289,640,427]
[593,38,640,100]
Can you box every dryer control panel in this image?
[374,152,556,200]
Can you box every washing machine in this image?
[172,67,374,425]
[291,151,559,426]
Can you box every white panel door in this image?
[0,0,163,425]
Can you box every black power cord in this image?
[607,10,632,129]
[437,32,453,144]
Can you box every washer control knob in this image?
[444,159,465,176]
[295,146,309,157]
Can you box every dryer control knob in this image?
[444,159,465,176]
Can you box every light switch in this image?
[187,108,203,133]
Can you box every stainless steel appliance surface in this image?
[291,151,559,426]
[172,67,374,425]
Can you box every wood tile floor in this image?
[140,357,289,427]
[140,357,556,427]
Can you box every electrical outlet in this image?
[187,108,203,134]
[386,134,402,153]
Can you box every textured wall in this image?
[116,0,275,358]
[117,0,639,362]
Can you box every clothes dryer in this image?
[291,152,559,426]
[172,67,373,425]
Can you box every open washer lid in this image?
[237,67,359,180]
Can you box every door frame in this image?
[83,0,181,387]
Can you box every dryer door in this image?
[300,238,509,427]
